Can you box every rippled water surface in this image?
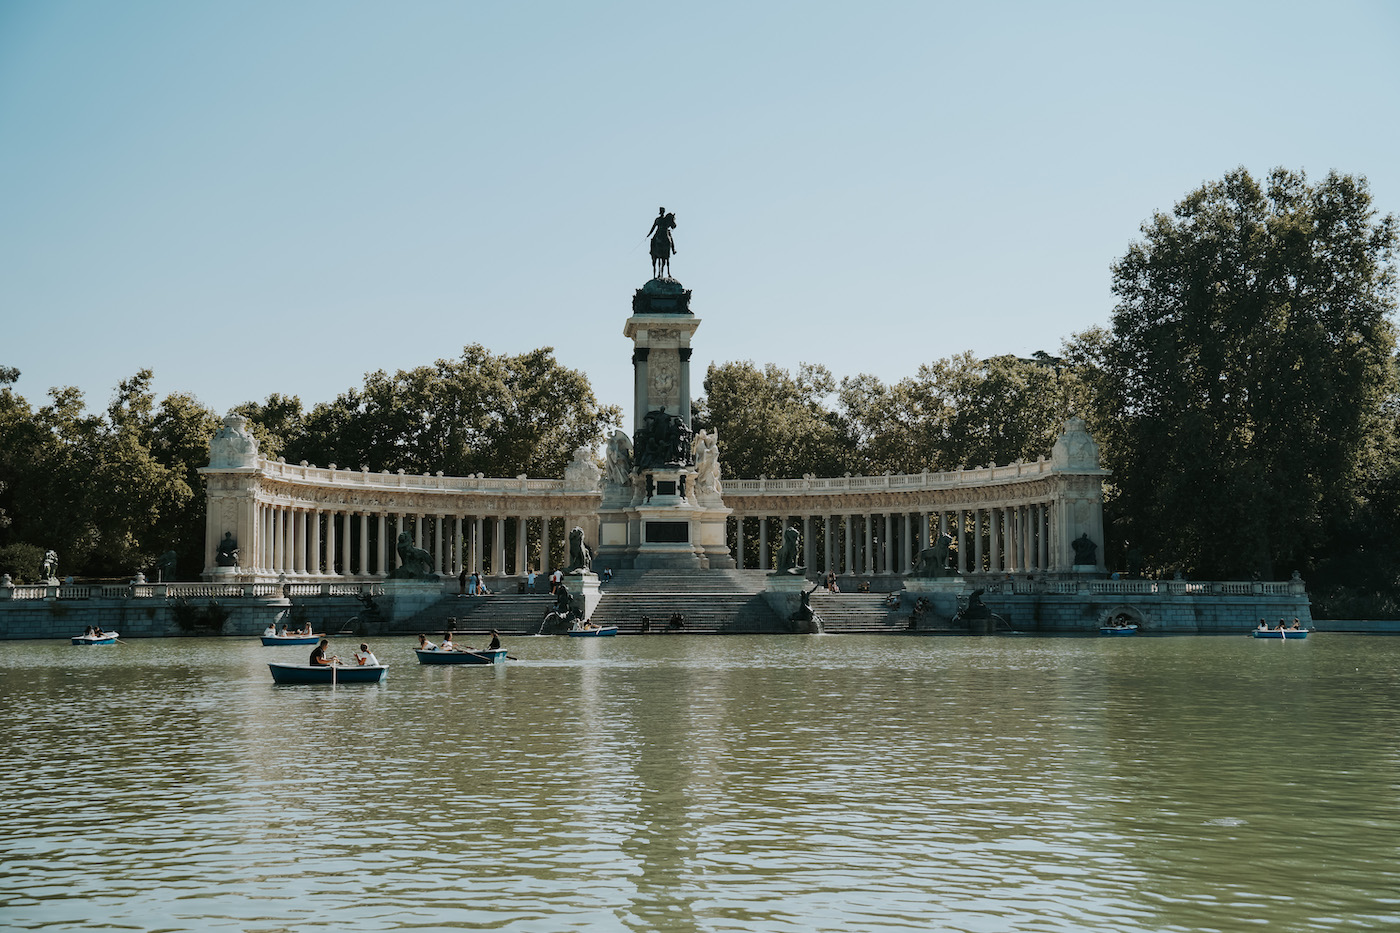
[3,633,1400,932]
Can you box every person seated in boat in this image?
[487,630,501,650]
[263,623,276,637]
[417,633,437,651]
[440,632,457,651]
[1276,618,1287,630]
[301,622,313,636]
[1257,619,1269,631]
[354,643,379,666]
[310,638,337,666]
[1289,618,1302,629]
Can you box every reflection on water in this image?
[3,634,1399,932]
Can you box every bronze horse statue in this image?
[648,208,677,278]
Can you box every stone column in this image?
[1041,501,1052,565]
[297,510,309,575]
[359,513,369,579]
[880,513,890,575]
[540,516,551,575]
[309,510,321,577]
[803,515,814,571]
[338,511,350,575]
[394,514,404,569]
[415,514,424,551]
[376,513,387,576]
[473,516,484,573]
[516,516,527,577]
[857,515,867,576]
[843,515,853,575]
[973,509,984,573]
[990,509,1001,573]
[329,510,340,575]
[734,516,745,570]
[758,517,768,572]
[494,516,506,576]
[433,516,443,574]
[901,513,911,574]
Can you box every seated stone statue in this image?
[1072,533,1097,566]
[215,532,239,567]
[911,533,953,577]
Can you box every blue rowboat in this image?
[260,633,324,646]
[415,648,507,665]
[268,662,387,684]
[1099,625,1138,636]
[72,632,119,646]
[568,625,617,637]
[1252,629,1309,639]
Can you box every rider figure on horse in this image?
[648,207,677,278]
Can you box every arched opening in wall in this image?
[1099,605,1151,630]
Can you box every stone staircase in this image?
[385,572,957,637]
[808,592,910,634]
[588,569,785,634]
[392,593,558,637]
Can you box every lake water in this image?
[2,633,1399,933]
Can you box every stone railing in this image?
[724,459,1059,496]
[258,459,569,494]
[0,581,390,601]
[972,577,1304,598]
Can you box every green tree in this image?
[1095,167,1398,579]
[149,393,221,578]
[0,369,198,577]
[838,351,1086,474]
[281,345,620,478]
[694,361,851,478]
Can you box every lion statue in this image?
[565,525,592,574]
[773,526,804,575]
[393,532,435,579]
[912,533,954,577]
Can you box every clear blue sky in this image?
[3,1,1398,424]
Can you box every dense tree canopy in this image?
[694,362,851,478]
[0,368,217,580]
[1091,167,1398,580]
[237,345,621,478]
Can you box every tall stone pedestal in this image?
[763,573,817,631]
[595,278,735,571]
[565,572,602,620]
[903,577,968,627]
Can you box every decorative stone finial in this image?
[209,413,259,469]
